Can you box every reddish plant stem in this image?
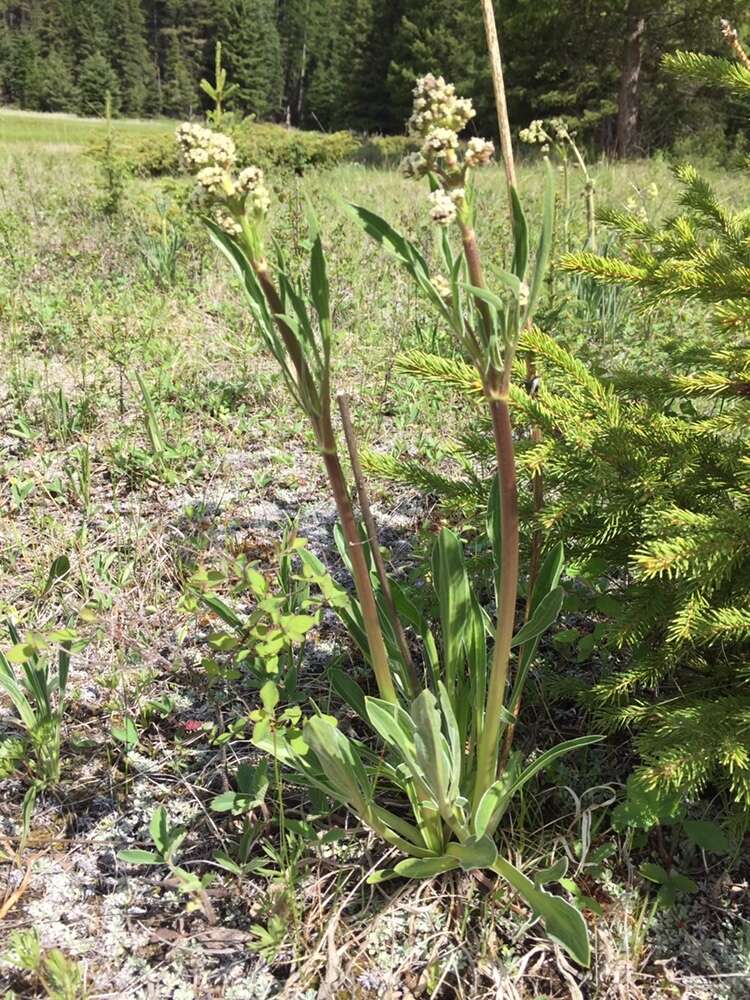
[320,448,397,704]
[337,393,419,696]
[252,256,397,705]
[460,221,521,804]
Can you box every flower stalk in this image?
[176,122,397,704]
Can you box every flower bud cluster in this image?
[519,119,550,146]
[176,123,270,235]
[407,74,475,138]
[429,188,464,226]
[401,75,494,227]
[465,137,495,167]
[176,122,236,170]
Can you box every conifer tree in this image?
[160,26,196,118]
[38,48,77,112]
[77,50,121,116]
[218,0,283,119]
[107,0,151,116]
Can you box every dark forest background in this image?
[0,1,747,156]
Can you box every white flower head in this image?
[519,120,550,146]
[428,189,457,226]
[176,122,235,171]
[196,165,232,196]
[401,150,428,179]
[465,136,495,167]
[407,74,476,138]
[213,207,242,236]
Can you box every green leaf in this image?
[260,681,279,713]
[525,160,555,321]
[534,856,569,886]
[493,855,591,967]
[510,586,564,647]
[366,868,399,884]
[668,872,698,894]
[149,806,169,855]
[303,716,370,813]
[508,544,565,713]
[41,555,70,598]
[510,186,529,281]
[612,775,685,832]
[309,232,330,326]
[683,819,733,855]
[639,862,669,884]
[412,688,452,815]
[330,666,367,721]
[473,751,522,838]
[432,528,472,697]
[117,849,161,865]
[393,855,460,879]
[210,791,238,812]
[509,735,603,800]
[202,595,244,631]
[111,717,139,749]
[594,594,622,617]
[446,834,497,871]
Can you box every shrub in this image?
[105,121,362,178]
[355,134,418,167]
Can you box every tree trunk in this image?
[615,0,646,158]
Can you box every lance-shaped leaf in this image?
[303,716,371,816]
[330,666,368,721]
[510,187,529,281]
[432,528,472,699]
[475,735,602,839]
[0,650,36,731]
[493,855,591,967]
[437,681,462,803]
[510,586,564,647]
[201,595,244,631]
[412,689,453,817]
[473,751,522,838]
[525,160,556,323]
[508,543,564,713]
[394,855,460,879]
[347,203,452,321]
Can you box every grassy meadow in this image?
[1,110,749,998]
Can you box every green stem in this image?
[474,391,519,807]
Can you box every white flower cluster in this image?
[548,117,570,142]
[465,136,495,167]
[176,123,270,235]
[176,122,236,170]
[400,75,494,226]
[429,188,464,226]
[237,165,271,215]
[519,119,551,146]
[407,74,476,138]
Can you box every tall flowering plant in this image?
[178,76,597,965]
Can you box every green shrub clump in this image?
[95,121,360,177]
